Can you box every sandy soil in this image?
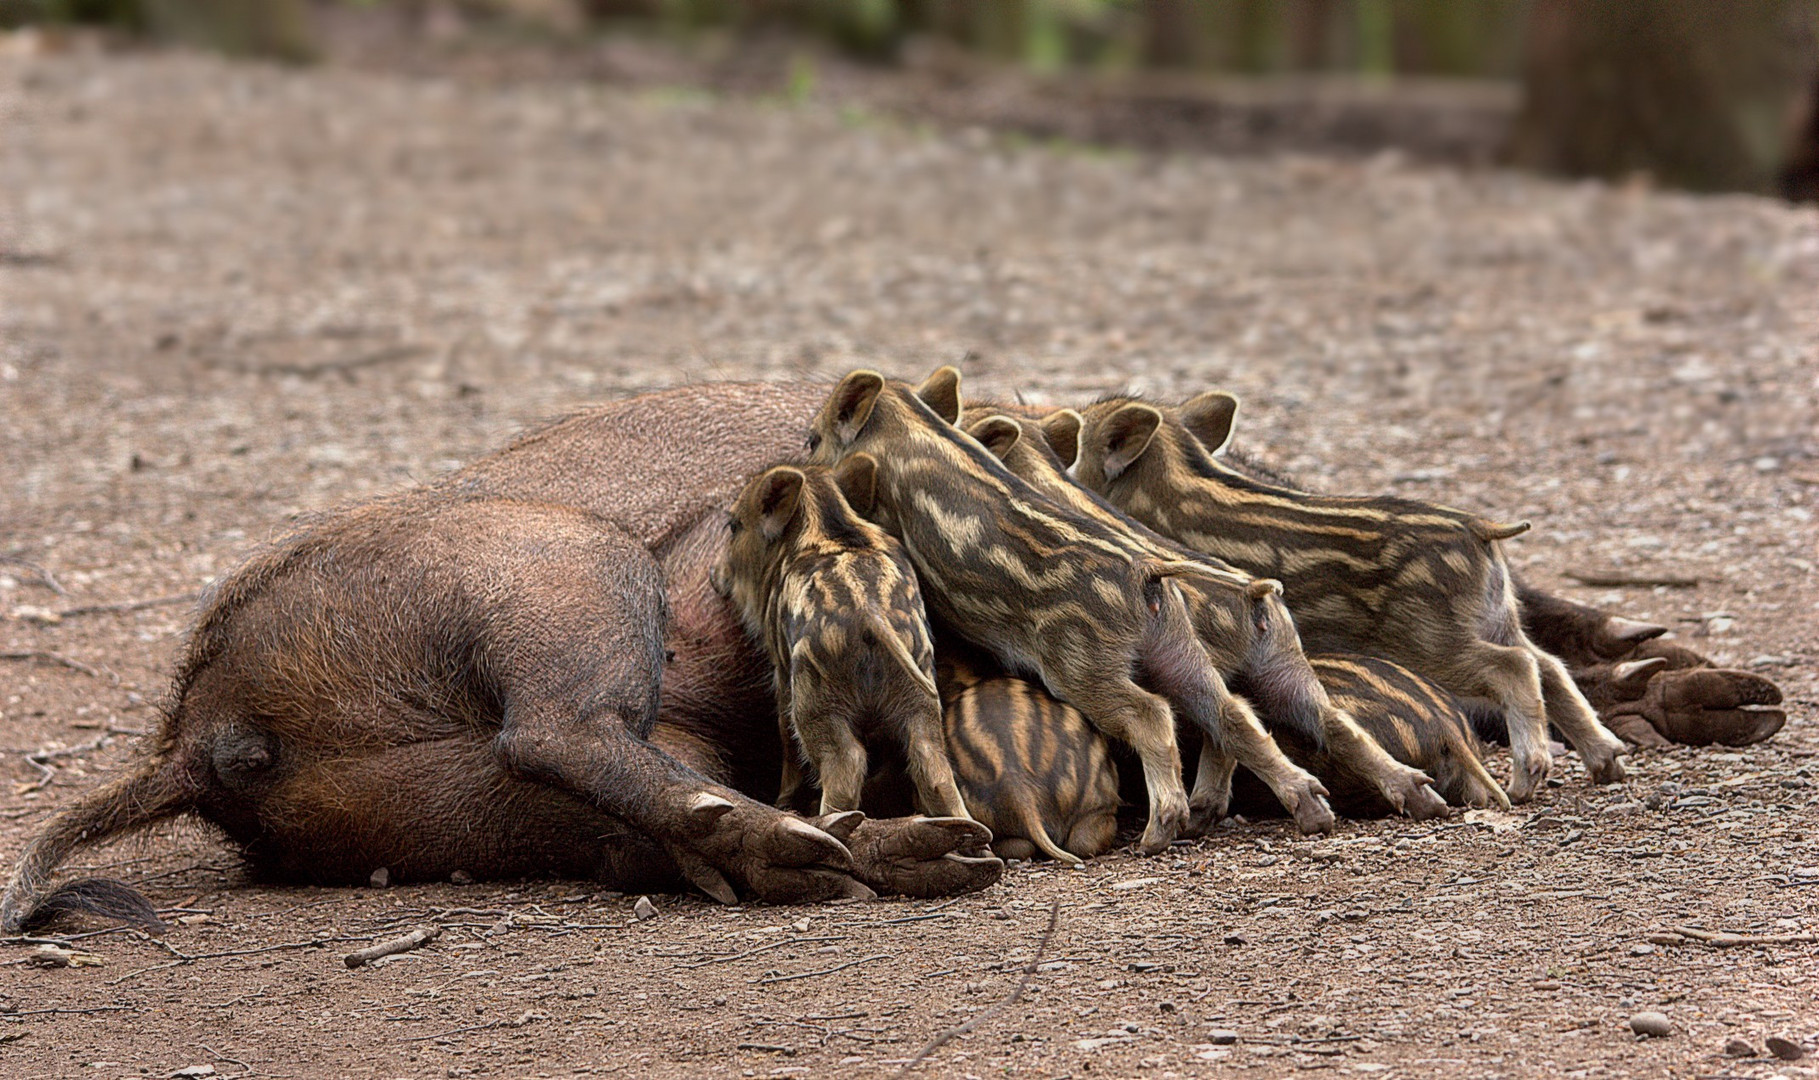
[2,40,1818,1080]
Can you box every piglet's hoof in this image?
[670,793,873,905]
[840,816,1003,899]
[1617,668,1786,747]
[1183,799,1227,839]
[1398,779,1449,822]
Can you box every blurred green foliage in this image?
[2,0,1536,78]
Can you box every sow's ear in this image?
[1178,391,1240,455]
[1099,404,1163,481]
[1038,409,1083,469]
[829,370,886,444]
[915,365,963,425]
[756,467,806,541]
[832,453,878,516]
[967,415,1022,460]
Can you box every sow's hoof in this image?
[1573,635,1785,748]
[1614,669,1786,748]
[671,794,875,905]
[836,815,1003,899]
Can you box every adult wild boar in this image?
[2,382,1001,933]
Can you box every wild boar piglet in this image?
[1064,391,1627,803]
[807,367,1278,853]
[966,407,1446,829]
[714,459,970,822]
[936,648,1119,867]
[1306,655,1507,813]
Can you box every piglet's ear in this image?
[1038,409,1082,469]
[915,365,963,424]
[967,416,1022,460]
[1178,391,1240,455]
[830,370,886,444]
[757,468,806,541]
[832,453,878,516]
[1099,404,1163,481]
[1245,578,1284,601]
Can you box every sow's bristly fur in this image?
[3,382,1009,932]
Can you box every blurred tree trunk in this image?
[1506,0,1819,196]
[1141,0,1197,69]
[142,0,315,61]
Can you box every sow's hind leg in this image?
[464,508,875,906]
[481,504,996,903]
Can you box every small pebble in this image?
[1629,1012,1673,1038]
[1723,1038,1758,1058]
[1158,1000,1177,1013]
[1207,1029,1239,1045]
[1767,1036,1805,1061]
[368,866,390,889]
[633,895,657,921]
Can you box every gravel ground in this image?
[2,42,1818,1080]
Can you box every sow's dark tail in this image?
[1,758,191,934]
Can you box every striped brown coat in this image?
[962,408,1448,828]
[1064,392,1626,802]
[714,460,969,822]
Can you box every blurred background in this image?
[4,0,1817,200]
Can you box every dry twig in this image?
[682,935,842,968]
[345,925,442,969]
[0,650,106,679]
[754,953,891,985]
[0,555,66,595]
[57,593,199,619]
[894,899,1060,1074]
[1653,926,1819,948]
[1564,571,1701,589]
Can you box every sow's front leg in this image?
[1516,579,1784,747]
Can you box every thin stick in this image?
[56,593,198,619]
[753,953,891,986]
[1661,925,1819,947]
[1,1004,133,1017]
[261,344,430,379]
[345,926,442,969]
[0,650,105,679]
[4,729,141,794]
[681,935,843,969]
[400,1019,503,1043]
[1564,571,1701,589]
[0,555,66,595]
[201,1044,253,1074]
[894,899,1060,1074]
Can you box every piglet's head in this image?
[712,458,878,615]
[1069,401,1165,492]
[806,366,965,467]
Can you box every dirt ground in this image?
[3,35,1818,1080]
